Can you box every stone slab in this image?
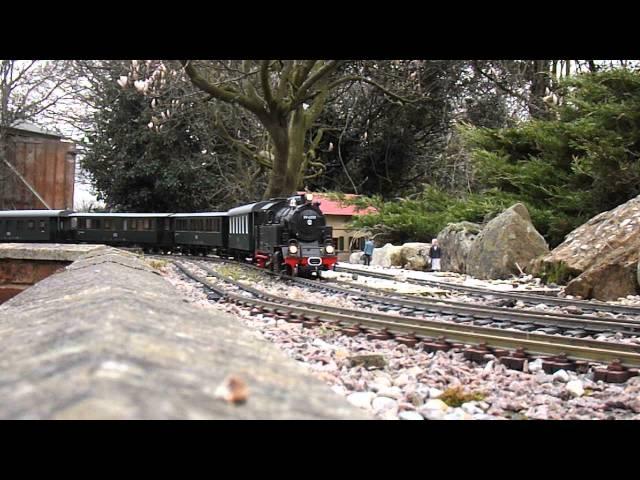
[0,243,107,262]
[0,249,369,419]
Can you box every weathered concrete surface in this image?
[0,242,106,262]
[0,248,369,419]
[0,244,107,304]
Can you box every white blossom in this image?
[117,76,128,88]
[134,80,148,93]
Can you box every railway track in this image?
[151,253,640,338]
[171,259,640,380]
[334,264,640,317]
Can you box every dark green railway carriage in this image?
[227,201,272,256]
[0,210,72,243]
[70,213,173,250]
[171,212,228,254]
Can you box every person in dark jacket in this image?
[429,239,442,271]
[363,238,374,266]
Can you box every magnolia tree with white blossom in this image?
[119,60,423,199]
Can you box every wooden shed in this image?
[1,122,76,210]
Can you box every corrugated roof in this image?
[297,193,377,216]
[8,121,64,139]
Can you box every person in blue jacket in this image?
[363,237,375,266]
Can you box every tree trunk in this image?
[262,109,308,199]
[528,60,552,120]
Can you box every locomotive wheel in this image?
[285,264,298,277]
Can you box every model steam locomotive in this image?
[0,193,337,277]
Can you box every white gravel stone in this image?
[347,392,376,409]
[393,373,410,387]
[566,380,584,397]
[461,402,484,415]
[398,411,424,420]
[421,409,446,420]
[528,358,544,373]
[372,396,398,412]
[443,409,474,420]
[375,386,403,400]
[553,369,570,383]
[422,398,449,412]
[428,387,444,399]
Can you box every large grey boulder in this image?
[436,222,481,273]
[466,203,549,280]
[531,194,640,300]
[400,242,431,270]
[372,243,404,268]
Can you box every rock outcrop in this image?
[466,203,549,280]
[531,195,640,301]
[436,221,481,274]
[400,242,431,270]
[349,251,364,264]
[371,243,404,268]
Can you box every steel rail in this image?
[173,261,640,369]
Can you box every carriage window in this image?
[17,220,24,231]
[164,219,170,231]
[40,220,46,231]
[144,219,152,231]
[27,220,35,230]
[129,220,137,231]
[104,219,112,230]
[94,219,101,230]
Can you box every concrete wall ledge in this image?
[0,247,368,419]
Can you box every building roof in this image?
[0,210,71,217]
[299,193,377,216]
[7,121,65,140]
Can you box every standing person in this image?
[363,237,374,266]
[429,239,442,271]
